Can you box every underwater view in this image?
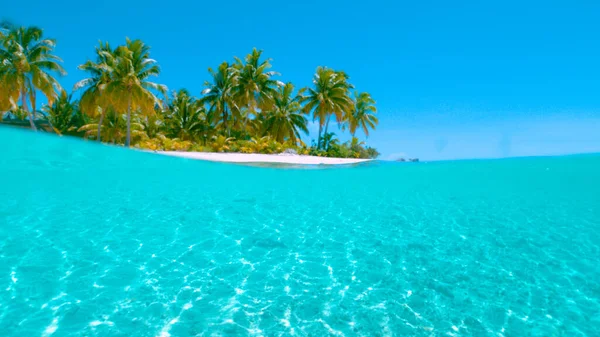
[1,127,599,336]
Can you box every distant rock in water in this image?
[395,157,419,162]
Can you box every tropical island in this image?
[0,23,380,164]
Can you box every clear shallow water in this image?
[1,127,599,337]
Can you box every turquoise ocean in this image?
[1,126,599,336]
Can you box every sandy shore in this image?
[157,151,372,165]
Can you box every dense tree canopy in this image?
[1,24,380,159]
[0,23,65,129]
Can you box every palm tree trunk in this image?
[323,114,332,136]
[322,114,332,149]
[96,109,104,142]
[31,90,37,119]
[21,89,37,131]
[224,109,230,137]
[125,92,132,147]
[317,122,323,149]
[223,108,231,137]
[46,115,57,134]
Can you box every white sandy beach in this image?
[157,151,372,165]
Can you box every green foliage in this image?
[347,91,378,137]
[42,90,87,134]
[189,143,213,152]
[310,134,379,159]
[244,136,283,154]
[78,109,146,144]
[364,146,380,159]
[2,107,29,120]
[210,135,235,152]
[140,112,164,139]
[0,24,66,129]
[162,89,209,141]
[262,83,308,144]
[73,41,114,120]
[73,39,166,146]
[200,62,237,135]
[232,48,280,113]
[299,67,354,149]
[2,24,382,159]
[137,134,192,151]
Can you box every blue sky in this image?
[4,0,600,160]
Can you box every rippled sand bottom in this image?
[1,129,599,336]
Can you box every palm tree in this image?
[78,109,146,144]
[103,38,166,147]
[73,41,114,141]
[0,24,66,130]
[163,89,208,141]
[262,83,308,143]
[209,135,235,152]
[299,67,354,149]
[321,132,339,152]
[0,23,18,113]
[346,136,366,154]
[232,48,281,114]
[347,91,378,137]
[41,89,85,134]
[200,62,238,135]
[0,63,18,114]
[232,106,256,138]
[140,109,165,139]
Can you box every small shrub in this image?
[137,138,164,151]
[210,135,235,152]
